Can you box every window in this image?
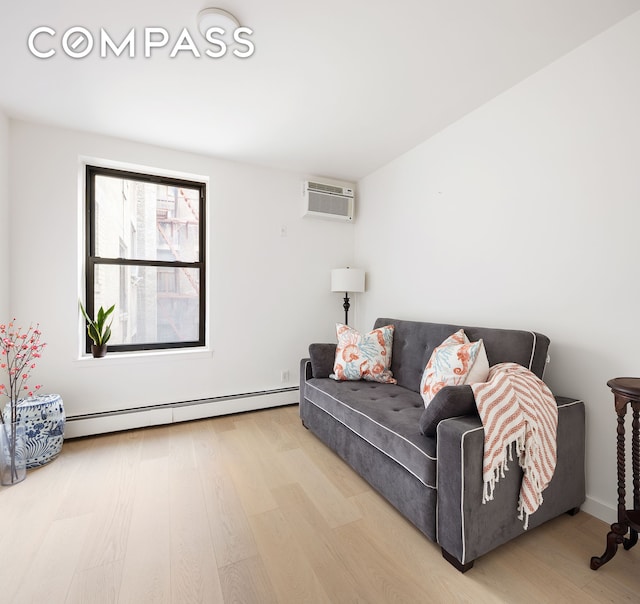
[85,165,206,353]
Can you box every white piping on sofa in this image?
[305,381,437,488]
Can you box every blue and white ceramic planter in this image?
[13,394,65,468]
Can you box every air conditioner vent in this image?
[308,181,346,195]
[303,179,355,222]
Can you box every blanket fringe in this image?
[481,437,547,531]
[482,442,513,504]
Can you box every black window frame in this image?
[85,164,206,354]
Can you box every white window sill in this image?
[74,346,213,366]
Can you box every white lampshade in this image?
[331,268,365,293]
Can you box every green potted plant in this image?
[79,302,115,358]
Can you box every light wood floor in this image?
[1,404,638,603]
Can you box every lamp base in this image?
[343,293,351,325]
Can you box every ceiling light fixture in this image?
[197,7,240,37]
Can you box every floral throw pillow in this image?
[331,323,397,384]
[420,329,488,407]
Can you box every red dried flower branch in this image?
[0,319,46,425]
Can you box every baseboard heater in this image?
[64,386,299,439]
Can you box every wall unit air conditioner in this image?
[303,180,355,222]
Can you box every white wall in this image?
[0,108,9,319]
[9,120,354,429]
[355,12,640,522]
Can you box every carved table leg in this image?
[625,406,640,550]
[591,528,626,570]
[624,528,638,550]
[591,406,628,570]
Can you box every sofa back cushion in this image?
[373,318,550,393]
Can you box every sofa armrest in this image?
[308,343,337,378]
[300,358,312,407]
[300,358,313,381]
[300,343,336,407]
[436,414,485,567]
[435,397,586,568]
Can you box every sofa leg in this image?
[441,548,474,573]
[566,507,580,517]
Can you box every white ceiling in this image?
[1,1,639,181]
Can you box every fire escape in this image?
[155,187,200,340]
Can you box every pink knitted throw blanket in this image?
[470,362,558,529]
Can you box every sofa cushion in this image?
[331,323,397,384]
[465,340,490,385]
[419,330,485,407]
[418,385,478,437]
[304,377,436,488]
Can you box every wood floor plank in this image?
[140,423,174,461]
[217,420,281,516]
[65,560,124,604]
[117,456,171,604]
[278,446,363,528]
[253,407,301,452]
[332,519,441,603]
[75,432,141,571]
[249,505,333,603]
[241,415,297,488]
[350,490,516,603]
[506,512,605,590]
[469,536,604,604]
[582,570,640,603]
[218,555,279,604]
[9,513,93,604]
[169,434,225,604]
[197,446,260,568]
[271,483,380,603]
[53,432,128,521]
[189,416,226,466]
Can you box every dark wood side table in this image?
[591,377,640,570]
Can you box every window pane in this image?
[94,174,200,263]
[94,264,200,345]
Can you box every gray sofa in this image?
[299,318,585,571]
